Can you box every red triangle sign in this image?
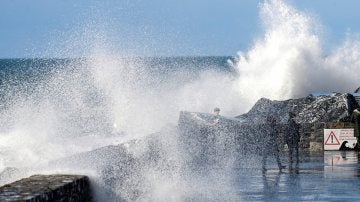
[325,131,340,145]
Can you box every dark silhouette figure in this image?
[262,116,284,173]
[351,108,360,140]
[285,112,300,170]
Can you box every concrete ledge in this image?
[0,175,92,201]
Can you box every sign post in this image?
[324,129,356,150]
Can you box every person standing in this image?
[286,112,300,170]
[351,108,360,140]
[212,107,221,125]
[262,116,285,173]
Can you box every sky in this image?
[1,0,360,58]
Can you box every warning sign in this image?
[324,131,340,145]
[324,129,356,150]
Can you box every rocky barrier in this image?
[178,111,356,153]
[178,93,359,154]
[0,175,92,201]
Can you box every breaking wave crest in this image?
[233,0,360,109]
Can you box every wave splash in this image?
[1,0,360,201]
[233,0,360,109]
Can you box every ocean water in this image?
[1,0,360,201]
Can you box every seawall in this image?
[0,175,92,201]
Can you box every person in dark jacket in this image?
[262,116,285,173]
[286,112,300,170]
[351,108,360,140]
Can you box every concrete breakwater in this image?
[0,175,92,201]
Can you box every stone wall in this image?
[0,175,92,201]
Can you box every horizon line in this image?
[0,55,235,60]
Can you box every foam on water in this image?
[1,0,360,201]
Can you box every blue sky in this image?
[1,0,360,58]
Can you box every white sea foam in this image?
[1,0,360,201]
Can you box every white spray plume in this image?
[233,0,360,111]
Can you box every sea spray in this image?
[1,0,360,201]
[0,59,117,173]
[87,54,241,136]
[233,0,360,111]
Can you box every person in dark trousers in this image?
[351,108,360,140]
[262,116,285,173]
[286,112,300,170]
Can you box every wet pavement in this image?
[183,151,360,201]
[237,151,360,201]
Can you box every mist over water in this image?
[1,0,360,201]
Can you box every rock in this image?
[238,93,359,152]
[309,142,323,152]
[178,93,359,154]
[237,93,358,124]
[0,175,91,201]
